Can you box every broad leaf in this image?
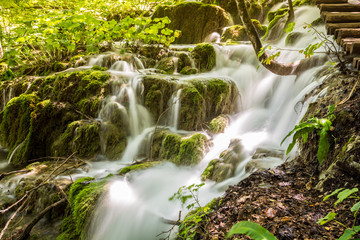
[338,227,360,240]
[226,221,277,240]
[351,201,360,215]
[335,188,359,206]
[323,188,344,201]
[317,212,336,225]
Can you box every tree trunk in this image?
[234,0,326,76]
[288,0,294,22]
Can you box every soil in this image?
[199,163,360,240]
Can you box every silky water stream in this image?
[72,6,329,240]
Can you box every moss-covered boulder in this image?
[152,2,230,44]
[179,77,238,130]
[221,20,267,42]
[99,122,127,160]
[57,177,106,240]
[191,43,216,73]
[160,133,209,166]
[52,120,101,157]
[201,139,245,182]
[0,70,110,166]
[209,114,229,133]
[155,57,180,74]
[142,75,178,120]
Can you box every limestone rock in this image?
[152,2,230,44]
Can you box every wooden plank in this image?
[335,28,360,40]
[320,3,360,12]
[315,0,348,4]
[352,57,360,69]
[350,42,360,54]
[324,12,360,23]
[327,23,360,35]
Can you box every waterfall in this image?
[168,89,182,130]
[83,5,326,239]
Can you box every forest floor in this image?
[200,162,360,240]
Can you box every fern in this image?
[281,105,335,164]
[227,221,278,240]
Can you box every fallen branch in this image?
[16,198,67,240]
[0,169,30,181]
[0,193,31,240]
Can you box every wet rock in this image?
[118,161,162,175]
[99,122,127,160]
[191,43,216,73]
[152,2,230,44]
[221,20,267,42]
[209,114,229,134]
[202,139,246,182]
[245,147,284,172]
[285,32,304,46]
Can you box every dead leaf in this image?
[265,208,276,218]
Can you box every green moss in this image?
[209,115,228,133]
[201,159,220,181]
[267,7,288,22]
[118,161,162,175]
[51,62,67,72]
[155,57,178,74]
[160,134,182,160]
[52,120,100,157]
[178,85,204,130]
[91,65,107,71]
[58,177,106,240]
[191,43,216,72]
[180,66,198,75]
[0,63,15,81]
[152,2,230,44]
[263,11,288,40]
[99,122,127,159]
[293,0,313,7]
[176,133,207,165]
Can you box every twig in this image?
[0,169,30,181]
[337,76,359,106]
[0,194,28,215]
[0,192,31,240]
[157,211,182,240]
[16,198,67,240]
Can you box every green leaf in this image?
[351,201,360,214]
[335,188,359,206]
[317,128,329,164]
[323,188,345,201]
[338,227,360,240]
[226,221,278,240]
[317,212,336,225]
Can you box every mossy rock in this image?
[191,43,216,73]
[180,66,198,75]
[267,7,289,22]
[152,2,230,44]
[209,114,229,133]
[52,120,101,158]
[159,132,209,166]
[118,161,162,175]
[155,57,179,74]
[202,0,264,24]
[179,77,238,131]
[293,0,313,7]
[51,61,67,72]
[57,177,106,240]
[221,20,267,42]
[263,11,288,40]
[69,55,88,68]
[99,122,127,159]
[142,75,178,120]
[201,159,220,181]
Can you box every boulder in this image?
[221,20,267,42]
[191,43,216,73]
[152,2,230,44]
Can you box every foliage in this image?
[0,0,180,75]
[281,105,335,164]
[169,183,205,210]
[227,221,278,240]
[318,188,360,240]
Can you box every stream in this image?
[0,5,330,240]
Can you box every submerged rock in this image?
[202,139,245,182]
[152,2,230,44]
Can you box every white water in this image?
[168,89,182,130]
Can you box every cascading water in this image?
[78,5,328,240]
[168,89,182,130]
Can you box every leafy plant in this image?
[168,183,212,239]
[318,188,360,240]
[227,221,278,240]
[281,105,335,164]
